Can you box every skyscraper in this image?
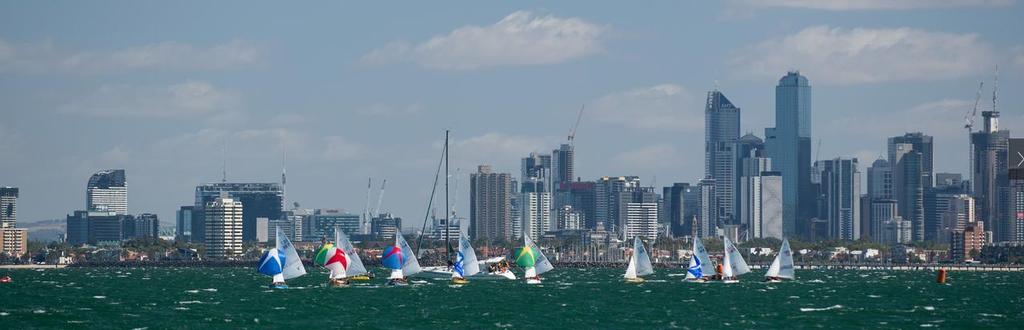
[470,165,512,241]
[705,90,741,226]
[697,177,717,238]
[87,169,127,215]
[765,71,812,239]
[521,191,551,240]
[889,133,932,242]
[195,182,283,243]
[175,206,200,243]
[0,187,17,228]
[889,133,935,188]
[552,144,574,186]
[972,111,1010,241]
[663,183,696,237]
[815,158,861,240]
[204,195,243,260]
[595,176,641,233]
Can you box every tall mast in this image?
[444,130,452,265]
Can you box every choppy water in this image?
[1,267,1022,328]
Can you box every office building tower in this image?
[470,165,512,241]
[204,195,244,260]
[938,195,975,244]
[625,200,659,241]
[925,179,970,242]
[595,176,641,233]
[867,159,894,200]
[371,212,402,240]
[889,133,935,188]
[312,209,361,239]
[176,206,198,242]
[697,178,717,238]
[764,71,812,239]
[972,111,1010,241]
[87,169,127,215]
[663,183,697,237]
[195,182,283,243]
[552,144,575,186]
[859,194,872,240]
[870,199,898,242]
[87,210,123,245]
[1010,180,1024,242]
[521,191,551,240]
[123,213,159,240]
[0,228,27,257]
[890,142,925,241]
[66,211,89,246]
[0,187,17,229]
[815,158,861,240]
[521,153,552,184]
[705,90,741,226]
[557,205,582,231]
[936,173,965,190]
[742,170,784,240]
[558,181,597,229]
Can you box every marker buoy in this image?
[936,269,947,284]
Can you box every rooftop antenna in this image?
[221,136,227,183]
[993,65,999,114]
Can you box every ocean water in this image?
[1,267,1021,328]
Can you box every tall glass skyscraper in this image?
[765,71,812,239]
[87,169,127,215]
[705,90,740,227]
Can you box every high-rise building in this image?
[0,187,17,229]
[470,165,512,241]
[521,152,551,184]
[624,200,659,241]
[938,195,975,244]
[890,142,925,241]
[951,221,985,261]
[521,191,551,240]
[87,169,127,215]
[0,228,27,257]
[552,144,575,185]
[311,209,361,239]
[889,133,934,188]
[925,179,970,242]
[195,182,283,243]
[663,183,697,237]
[764,71,812,239]
[697,178,717,238]
[741,170,784,240]
[1010,180,1024,242]
[595,176,641,233]
[815,158,861,240]
[556,205,582,231]
[971,111,1010,242]
[175,206,201,243]
[705,90,741,226]
[371,212,402,240]
[204,195,244,260]
[558,181,597,229]
[86,210,124,245]
[123,213,159,240]
[870,199,898,242]
[867,159,894,200]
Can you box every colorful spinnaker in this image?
[315,243,348,280]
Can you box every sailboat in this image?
[451,233,480,284]
[335,227,371,281]
[684,236,716,283]
[383,233,422,286]
[256,226,307,289]
[624,236,654,283]
[720,236,750,283]
[764,239,795,283]
[515,235,553,284]
[314,238,349,287]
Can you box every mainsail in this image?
[335,227,367,276]
[725,236,750,276]
[454,234,480,278]
[634,236,654,277]
[396,234,421,276]
[722,237,734,278]
[765,239,795,279]
[276,226,306,280]
[686,237,716,279]
[524,235,553,275]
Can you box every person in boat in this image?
[763,276,781,282]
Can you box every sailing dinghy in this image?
[383,233,421,286]
[764,239,795,283]
[720,236,750,283]
[257,226,306,289]
[314,238,349,287]
[684,237,716,283]
[624,236,654,283]
[451,233,480,284]
[516,235,553,284]
[335,228,371,281]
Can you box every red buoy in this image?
[936,269,947,284]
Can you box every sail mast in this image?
[444,130,453,266]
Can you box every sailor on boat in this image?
[763,239,795,283]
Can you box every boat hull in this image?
[387,278,408,286]
[625,277,645,284]
[347,275,372,281]
[525,278,542,285]
[269,283,289,289]
[451,277,469,285]
[721,279,740,284]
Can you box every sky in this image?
[2,1,1023,230]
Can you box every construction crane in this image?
[568,104,585,148]
[964,81,985,194]
[374,179,387,218]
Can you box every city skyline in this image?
[3,2,1024,231]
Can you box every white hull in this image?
[721,279,739,284]
[526,278,542,285]
[418,266,454,278]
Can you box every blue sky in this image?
[2,1,1023,228]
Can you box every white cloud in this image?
[731,0,1014,10]
[60,81,241,118]
[824,98,974,141]
[590,84,701,131]
[453,132,550,171]
[361,11,605,70]
[730,26,997,85]
[0,38,262,74]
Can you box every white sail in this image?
[457,234,481,277]
[524,235,553,275]
[726,237,750,276]
[634,236,654,277]
[776,239,795,279]
[396,234,421,276]
[335,227,367,276]
[389,268,404,279]
[276,227,306,280]
[693,237,716,276]
[722,237,734,278]
[624,253,637,279]
[524,267,537,278]
[765,253,781,278]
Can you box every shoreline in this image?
[3,261,1021,271]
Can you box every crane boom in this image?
[965,82,984,129]
[568,104,584,147]
[374,179,387,217]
